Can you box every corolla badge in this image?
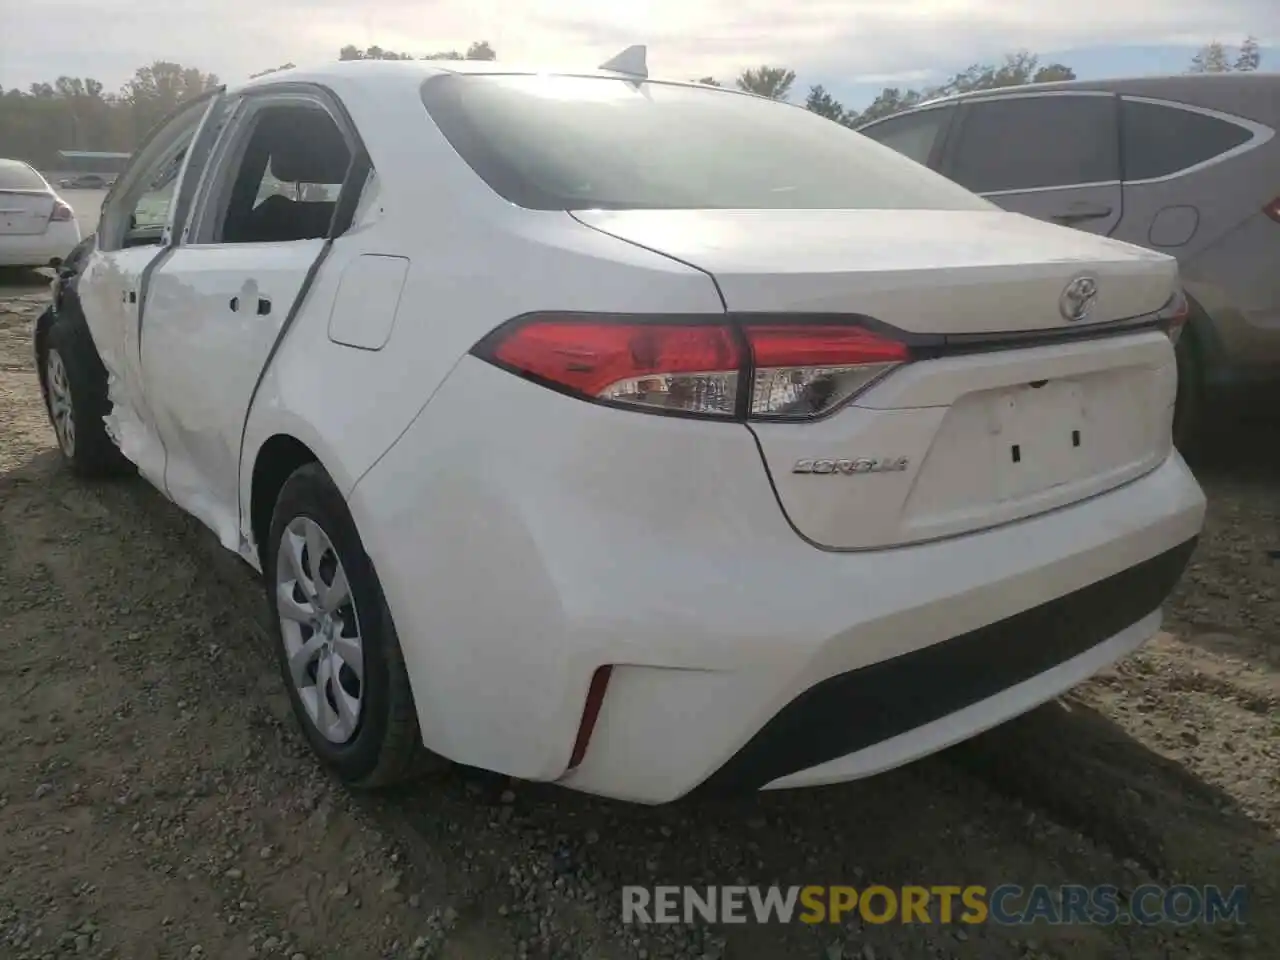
[792,457,910,475]
[1059,276,1099,323]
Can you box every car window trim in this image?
[183,83,369,247]
[1118,95,1276,186]
[958,89,1115,104]
[98,88,223,251]
[856,100,955,131]
[979,179,1122,198]
[161,91,234,248]
[946,91,1120,194]
[858,104,957,168]
[132,91,235,355]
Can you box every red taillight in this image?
[1264,196,1280,223]
[491,318,741,416]
[476,313,910,420]
[49,200,74,222]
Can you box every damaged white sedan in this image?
[35,52,1205,803]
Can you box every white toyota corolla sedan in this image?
[34,51,1205,803]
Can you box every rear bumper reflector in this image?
[565,665,613,772]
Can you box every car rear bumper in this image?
[350,357,1206,804]
[695,538,1192,793]
[0,222,80,266]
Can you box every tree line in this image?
[0,42,498,169]
[0,36,1263,169]
[722,36,1263,126]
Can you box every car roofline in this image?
[858,71,1280,126]
[231,57,788,103]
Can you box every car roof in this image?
[949,72,1273,101]
[233,56,733,96]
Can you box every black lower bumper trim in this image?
[694,537,1198,795]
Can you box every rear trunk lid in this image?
[573,208,1175,331]
[0,190,56,236]
[575,208,1181,549]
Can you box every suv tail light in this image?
[49,200,74,222]
[1264,196,1280,224]
[1158,289,1190,344]
[473,314,910,421]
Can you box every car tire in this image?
[1172,325,1205,458]
[264,462,440,788]
[43,315,132,478]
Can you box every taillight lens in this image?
[1158,289,1190,344]
[489,319,741,416]
[746,325,908,419]
[475,314,910,420]
[1264,196,1280,223]
[49,200,74,222]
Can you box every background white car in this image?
[34,52,1205,804]
[0,158,81,267]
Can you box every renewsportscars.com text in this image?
[621,884,1248,926]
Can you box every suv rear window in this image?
[1120,99,1253,181]
[420,74,993,212]
[947,95,1119,194]
[0,159,48,191]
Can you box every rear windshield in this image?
[0,159,48,191]
[420,74,994,212]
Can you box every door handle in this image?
[1052,204,1113,225]
[122,290,136,303]
[234,296,276,316]
[231,280,270,316]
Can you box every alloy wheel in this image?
[46,348,76,457]
[275,516,365,743]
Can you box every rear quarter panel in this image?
[237,74,724,560]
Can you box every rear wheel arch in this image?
[250,434,320,565]
[42,312,131,476]
[34,297,93,401]
[34,307,56,404]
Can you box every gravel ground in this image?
[1,270,1277,960]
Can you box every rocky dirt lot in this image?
[1,271,1277,960]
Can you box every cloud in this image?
[1,0,1273,93]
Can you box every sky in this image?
[1,0,1275,110]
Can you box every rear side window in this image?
[0,159,48,191]
[859,107,953,166]
[947,95,1119,194]
[1120,99,1253,181]
[420,74,993,212]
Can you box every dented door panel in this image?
[140,240,326,550]
[78,246,170,489]
[73,90,231,493]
